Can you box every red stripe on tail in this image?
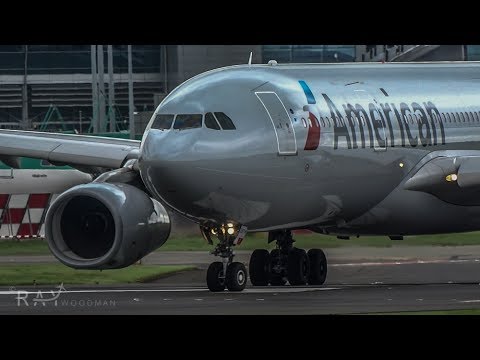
[304,112,321,150]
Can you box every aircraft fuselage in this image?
[139,62,480,236]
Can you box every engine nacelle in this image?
[45,182,171,269]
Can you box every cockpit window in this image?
[205,112,221,130]
[173,114,203,130]
[214,112,236,130]
[152,114,174,130]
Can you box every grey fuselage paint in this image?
[139,62,480,236]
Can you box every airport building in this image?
[0,45,476,134]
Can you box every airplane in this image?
[0,60,479,292]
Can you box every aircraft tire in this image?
[207,261,226,292]
[269,249,287,286]
[249,249,270,286]
[287,248,310,286]
[226,262,247,291]
[307,249,327,285]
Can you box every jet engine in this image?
[45,182,171,269]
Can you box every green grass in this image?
[0,240,52,255]
[374,309,480,315]
[159,231,480,251]
[3,231,480,256]
[0,264,195,286]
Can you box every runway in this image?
[2,253,480,314]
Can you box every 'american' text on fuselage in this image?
[321,94,446,150]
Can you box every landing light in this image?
[446,174,458,182]
[227,223,234,228]
[399,162,404,168]
[211,228,217,235]
[227,228,235,235]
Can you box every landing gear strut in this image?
[202,225,247,292]
[249,230,328,287]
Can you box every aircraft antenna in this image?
[248,52,253,66]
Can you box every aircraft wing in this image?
[0,130,140,170]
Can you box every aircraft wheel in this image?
[269,249,287,286]
[226,262,247,291]
[287,248,310,286]
[270,274,287,286]
[308,249,327,285]
[207,262,225,292]
[249,249,270,286]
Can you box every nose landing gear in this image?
[201,225,248,292]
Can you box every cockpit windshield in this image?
[151,113,236,132]
[173,114,203,130]
[152,114,174,130]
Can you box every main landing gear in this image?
[249,230,328,287]
[201,225,248,292]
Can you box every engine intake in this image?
[45,182,170,269]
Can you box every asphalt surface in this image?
[1,247,480,314]
[3,245,480,266]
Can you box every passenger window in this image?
[173,114,202,130]
[214,112,236,130]
[152,114,174,130]
[475,112,479,122]
[459,112,465,122]
[205,113,221,130]
[320,118,325,127]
